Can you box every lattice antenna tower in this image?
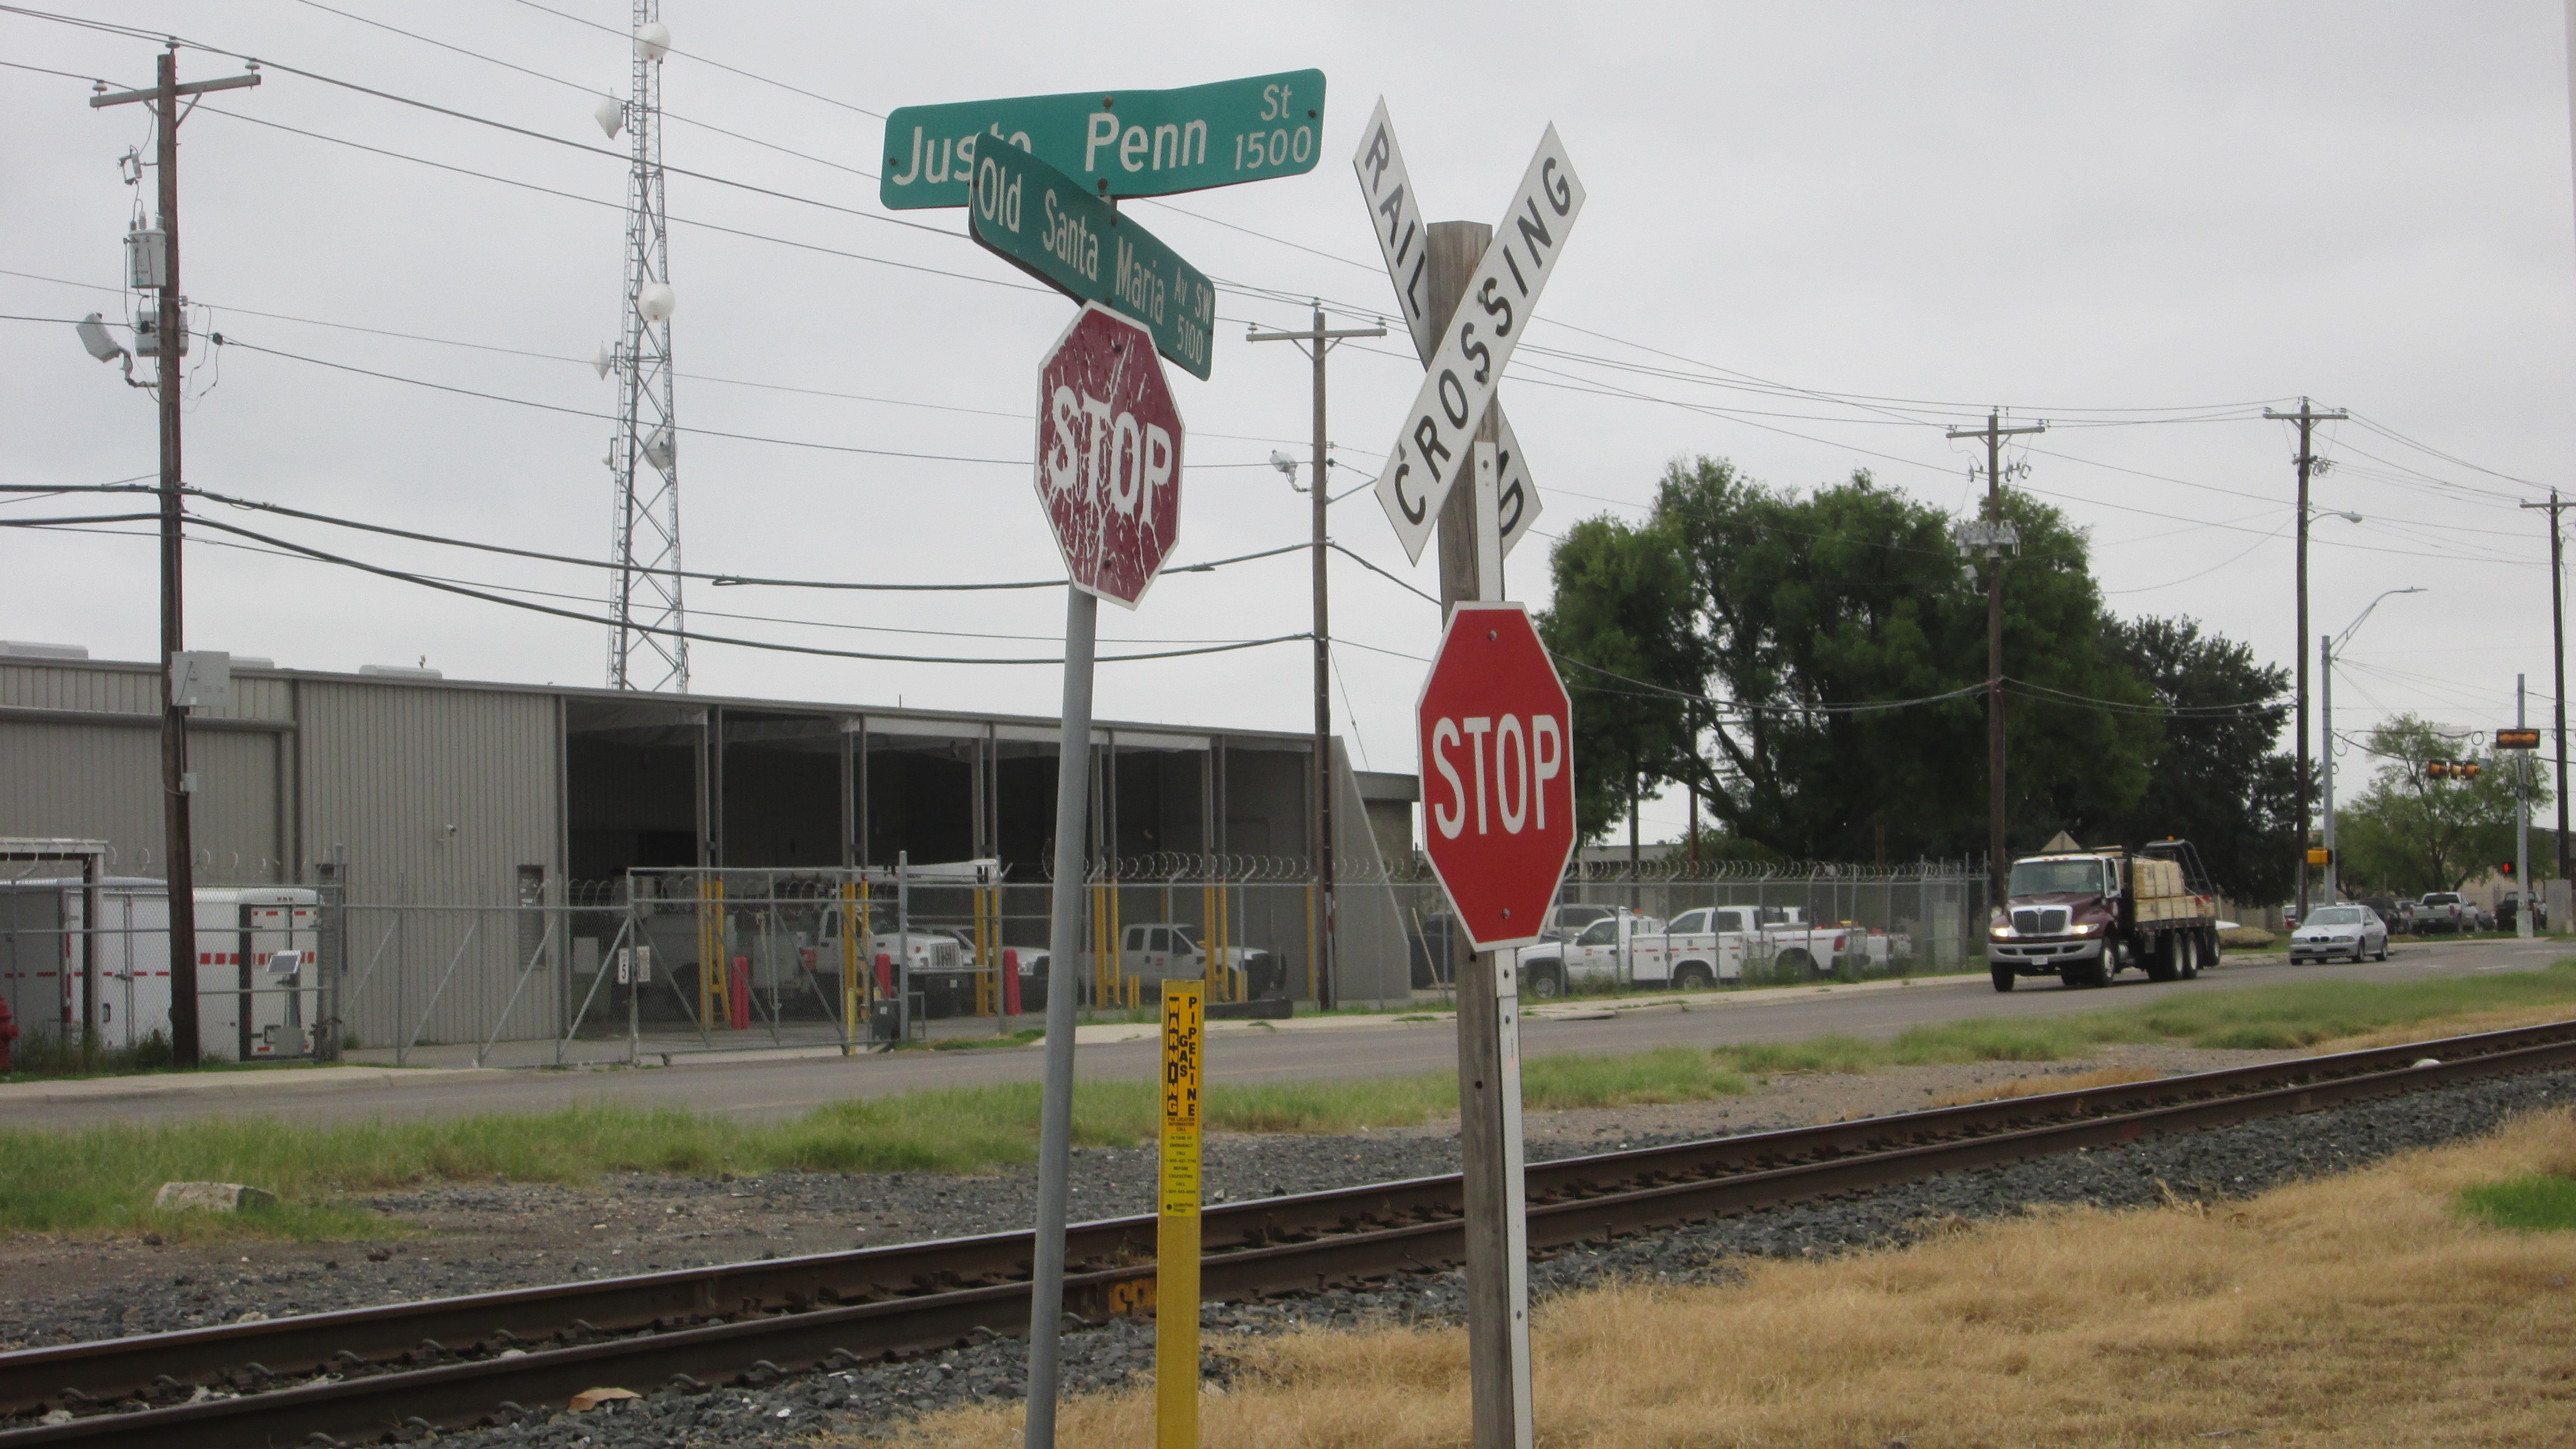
[603,2,686,692]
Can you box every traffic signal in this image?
[2498,728,2541,750]
[2427,760,2451,778]
[2307,846,2332,867]
[2501,861,2517,878]
[2464,761,2483,779]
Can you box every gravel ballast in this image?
[321,1069,2576,1448]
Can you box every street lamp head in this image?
[75,312,125,363]
[1269,450,1299,480]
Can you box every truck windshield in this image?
[1172,925,1200,951]
[2009,858,2108,897]
[2308,907,2364,925]
[1576,919,1619,946]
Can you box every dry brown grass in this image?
[1924,1064,2163,1109]
[2306,1001,2576,1056]
[877,1109,2576,1448]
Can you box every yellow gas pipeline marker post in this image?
[1157,978,1204,1448]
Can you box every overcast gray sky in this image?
[7,2,2574,846]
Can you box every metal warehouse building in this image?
[0,649,1420,1050]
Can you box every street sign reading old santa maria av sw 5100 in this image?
[1418,603,1576,950]
[971,142,1215,380]
[1034,303,1184,608]
[881,70,1325,210]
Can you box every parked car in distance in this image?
[2501,890,2549,932]
[2290,903,2388,964]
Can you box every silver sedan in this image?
[2289,904,2389,963]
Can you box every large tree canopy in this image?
[1537,456,2297,898]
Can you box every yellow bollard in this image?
[840,880,860,1052]
[1156,978,1204,1449]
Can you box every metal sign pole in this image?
[1025,586,1098,1449]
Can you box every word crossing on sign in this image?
[1034,303,1186,608]
[1351,100,1545,558]
[1368,125,1584,564]
[882,70,1327,211]
[1417,603,1578,950]
[972,140,1215,380]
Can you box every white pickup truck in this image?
[1518,906,1901,997]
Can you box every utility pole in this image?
[1947,410,2043,907]
[1247,304,1382,1012]
[91,49,259,1069]
[2522,490,2570,888]
[2264,398,2347,924]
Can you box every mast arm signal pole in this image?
[2522,490,2572,888]
[1247,307,1384,1014]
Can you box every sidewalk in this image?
[0,969,1996,1105]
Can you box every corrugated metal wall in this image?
[302,680,563,1050]
[0,664,292,882]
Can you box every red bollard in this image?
[874,951,895,1001]
[1002,948,1022,1017]
[728,955,751,1031]
[0,995,16,1073]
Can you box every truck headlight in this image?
[2071,921,2101,936]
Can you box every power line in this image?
[1,511,1309,666]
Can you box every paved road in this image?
[8,937,2565,1129]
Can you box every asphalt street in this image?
[7,936,2565,1129]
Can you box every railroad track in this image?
[7,1019,2575,1448]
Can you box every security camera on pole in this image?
[1353,102,1587,1449]
[886,68,1327,1449]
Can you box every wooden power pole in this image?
[91,50,259,1067]
[2265,399,2347,924]
[1947,410,2043,907]
[1247,305,1382,1012]
[2524,488,2573,886]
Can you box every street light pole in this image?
[2321,586,2422,904]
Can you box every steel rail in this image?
[5,1020,2574,1446]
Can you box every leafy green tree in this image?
[1536,512,1694,841]
[2097,616,2299,902]
[1541,457,2157,860]
[2332,715,2550,896]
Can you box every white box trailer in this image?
[0,878,320,1060]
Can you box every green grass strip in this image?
[0,1047,1749,1241]
[2459,1174,2576,1232]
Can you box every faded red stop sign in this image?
[1034,302,1185,607]
[1418,602,1577,950]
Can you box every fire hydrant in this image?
[0,995,17,1073]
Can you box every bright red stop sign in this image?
[1418,602,1577,950]
[1034,302,1184,608]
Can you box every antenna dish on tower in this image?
[593,96,624,138]
[633,21,670,61]
[637,282,675,322]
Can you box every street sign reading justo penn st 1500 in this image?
[881,69,1325,210]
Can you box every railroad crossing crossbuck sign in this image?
[1418,603,1578,950]
[1360,111,1584,564]
[1351,100,1547,561]
[1035,302,1184,608]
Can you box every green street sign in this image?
[882,69,1324,211]
[969,141,1215,380]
